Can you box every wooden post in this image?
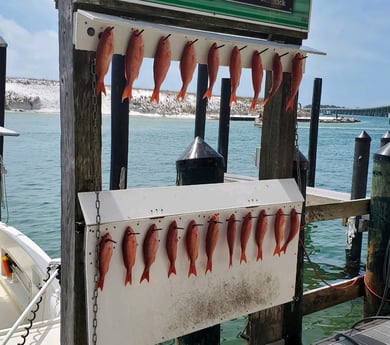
[58,1,102,344]
[307,78,322,187]
[217,78,231,172]
[194,64,208,139]
[0,37,6,221]
[364,143,390,316]
[110,54,129,190]
[345,131,370,277]
[249,70,295,345]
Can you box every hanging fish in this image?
[203,43,220,100]
[166,220,180,277]
[177,40,197,101]
[255,209,268,261]
[226,213,238,268]
[122,226,137,286]
[185,220,200,277]
[273,208,286,256]
[281,208,300,254]
[97,232,115,291]
[122,29,144,102]
[250,50,264,111]
[262,53,283,108]
[285,52,304,111]
[205,213,220,274]
[140,224,159,283]
[240,212,253,264]
[150,35,171,103]
[229,46,242,105]
[95,26,114,96]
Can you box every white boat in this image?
[0,126,61,345]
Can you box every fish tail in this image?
[250,98,258,111]
[273,246,281,257]
[240,251,247,264]
[285,98,294,112]
[96,78,106,96]
[121,84,133,102]
[229,93,237,105]
[205,259,212,274]
[168,264,176,278]
[262,97,270,108]
[176,87,187,101]
[202,87,212,100]
[150,88,160,103]
[229,256,233,268]
[256,249,263,262]
[124,271,132,286]
[188,263,197,277]
[97,277,104,291]
[140,268,150,283]
[280,243,288,254]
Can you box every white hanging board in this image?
[79,179,304,345]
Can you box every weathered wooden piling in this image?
[194,64,208,139]
[346,130,371,276]
[307,77,322,187]
[176,136,224,345]
[364,142,390,316]
[0,37,6,221]
[110,54,129,190]
[217,78,231,172]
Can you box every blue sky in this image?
[1,0,390,108]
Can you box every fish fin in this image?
[140,268,150,283]
[229,93,237,105]
[150,89,160,103]
[256,250,263,262]
[188,263,197,277]
[202,88,212,100]
[168,264,176,278]
[121,84,132,102]
[96,79,106,96]
[249,98,258,111]
[176,87,187,101]
[240,252,247,264]
[97,277,104,291]
[124,271,132,286]
[273,246,281,257]
[205,260,212,274]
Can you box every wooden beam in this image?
[59,1,102,344]
[302,276,364,315]
[305,198,370,223]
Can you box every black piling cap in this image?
[374,142,390,162]
[380,131,390,147]
[176,137,225,185]
[355,130,371,142]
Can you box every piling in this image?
[380,131,390,147]
[110,54,129,190]
[283,149,308,344]
[194,64,208,139]
[364,142,390,316]
[346,131,371,276]
[217,78,231,172]
[0,37,6,221]
[307,78,322,187]
[176,136,224,344]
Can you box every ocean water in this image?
[2,112,389,344]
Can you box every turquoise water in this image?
[2,112,389,344]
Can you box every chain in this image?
[91,54,100,345]
[92,191,101,345]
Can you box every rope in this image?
[299,238,360,290]
[364,275,390,303]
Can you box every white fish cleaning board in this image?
[79,178,304,345]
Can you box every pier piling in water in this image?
[346,130,371,276]
[364,142,390,316]
[0,37,7,221]
[194,64,208,139]
[217,78,231,172]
